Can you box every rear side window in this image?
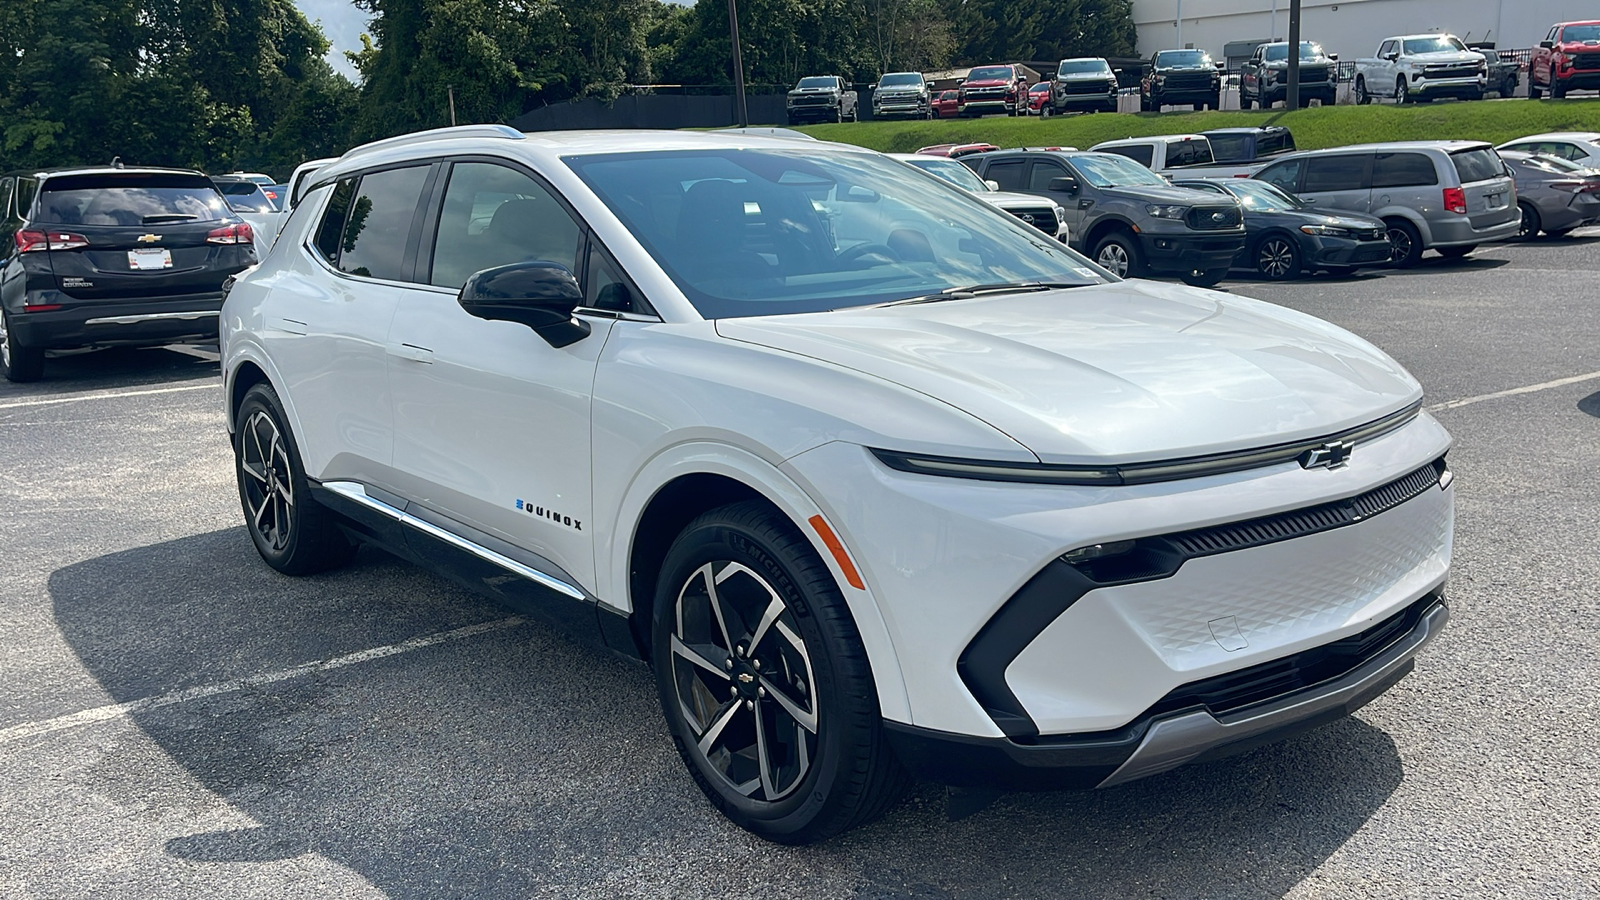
[429,161,582,289]
[313,179,356,263]
[1450,148,1505,184]
[1256,158,1303,192]
[983,159,1027,190]
[1100,144,1155,168]
[1207,134,1249,162]
[1303,155,1370,192]
[15,178,39,219]
[1167,141,1213,168]
[214,181,276,213]
[34,173,228,225]
[1372,153,1439,188]
[1259,130,1293,155]
[336,165,431,281]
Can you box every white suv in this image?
[221,125,1454,843]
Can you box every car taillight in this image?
[15,229,89,252]
[206,222,255,245]
[1443,187,1468,214]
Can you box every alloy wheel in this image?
[1096,243,1131,277]
[0,315,10,370]
[239,409,295,553]
[1258,239,1295,279]
[1387,227,1414,264]
[670,560,819,803]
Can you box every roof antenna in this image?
[110,156,123,168]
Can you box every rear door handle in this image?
[387,342,434,364]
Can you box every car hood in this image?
[1292,209,1386,228]
[715,280,1420,464]
[1408,50,1479,63]
[984,191,1058,207]
[963,78,1012,88]
[1060,72,1115,81]
[1103,183,1227,204]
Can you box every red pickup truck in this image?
[958,64,1028,116]
[1531,21,1600,98]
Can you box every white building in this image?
[1132,0,1597,61]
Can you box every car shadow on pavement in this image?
[3,345,218,398]
[50,529,1405,898]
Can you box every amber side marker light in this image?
[807,515,866,590]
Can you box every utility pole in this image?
[727,0,749,127]
[448,84,457,126]
[1285,0,1302,110]
[1176,0,1183,48]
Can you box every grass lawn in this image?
[796,99,1600,153]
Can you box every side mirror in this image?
[1540,40,1555,50]
[1048,176,1080,194]
[871,83,879,90]
[458,261,591,348]
[985,179,1001,191]
[1384,51,1399,61]
[1328,53,1339,61]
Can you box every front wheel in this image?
[652,501,909,843]
[1093,232,1143,279]
[0,310,46,383]
[1180,267,1228,288]
[1551,68,1566,99]
[1517,202,1542,240]
[1385,219,1424,268]
[1255,236,1301,281]
[1356,76,1371,105]
[234,384,355,574]
[1241,91,1255,110]
[1397,76,1410,104]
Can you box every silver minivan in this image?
[1253,141,1519,266]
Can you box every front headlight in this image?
[1300,224,1355,238]
[1146,204,1188,219]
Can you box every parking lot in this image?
[2,231,1598,898]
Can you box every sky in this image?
[293,0,366,81]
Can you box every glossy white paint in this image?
[222,127,1454,744]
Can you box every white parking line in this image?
[0,617,525,745]
[0,382,217,411]
[1427,370,1600,413]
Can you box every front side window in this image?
[1372,153,1439,188]
[336,165,431,281]
[1256,158,1304,191]
[984,158,1027,190]
[33,173,228,226]
[1303,155,1370,192]
[430,162,582,289]
[1379,41,1397,57]
[1027,160,1068,191]
[565,149,1107,318]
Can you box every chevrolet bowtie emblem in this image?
[137,234,161,243]
[1299,440,1355,470]
[738,672,755,684]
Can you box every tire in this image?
[1437,245,1475,259]
[1209,93,1221,110]
[1397,76,1409,104]
[1517,202,1542,240]
[1547,228,1575,238]
[1092,232,1143,279]
[1254,235,1301,280]
[1385,218,1423,268]
[1551,68,1566,99]
[1241,91,1255,110]
[234,383,356,575]
[0,310,46,383]
[832,107,843,123]
[1356,76,1371,105]
[1180,267,1228,288]
[651,501,910,844]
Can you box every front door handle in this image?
[387,342,434,364]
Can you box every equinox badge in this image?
[1299,440,1355,470]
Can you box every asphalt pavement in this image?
[2,232,1597,898]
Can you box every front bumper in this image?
[1263,81,1336,102]
[8,292,225,349]
[1411,75,1485,98]
[874,98,926,117]
[1140,231,1246,273]
[888,595,1447,789]
[1305,234,1395,268]
[959,98,1013,114]
[1554,70,1600,91]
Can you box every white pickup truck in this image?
[1354,34,1488,104]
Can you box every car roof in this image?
[1503,132,1600,142]
[1392,33,1460,40]
[1094,134,1208,147]
[1281,140,1489,155]
[3,165,206,179]
[1556,20,1600,26]
[1202,127,1288,135]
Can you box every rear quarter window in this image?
[1450,148,1505,184]
[0,178,13,220]
[983,158,1027,191]
[34,173,228,225]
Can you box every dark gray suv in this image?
[964,150,1245,286]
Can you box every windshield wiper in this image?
[869,281,1084,308]
[142,214,199,224]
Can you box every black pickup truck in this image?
[786,76,858,124]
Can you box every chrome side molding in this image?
[320,480,586,601]
[84,311,219,326]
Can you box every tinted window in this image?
[1450,148,1505,184]
[1303,155,1369,192]
[797,77,836,88]
[1379,41,1397,56]
[984,159,1027,190]
[1100,144,1154,167]
[1058,60,1110,75]
[967,66,1015,81]
[214,181,276,213]
[1256,158,1303,191]
[1156,50,1210,66]
[1259,130,1293,154]
[313,179,356,263]
[1372,153,1439,188]
[337,165,430,281]
[429,162,581,289]
[34,173,228,225]
[0,178,12,221]
[1027,160,1068,191]
[1167,140,1213,168]
[879,73,922,86]
[1207,134,1249,162]
[16,178,38,219]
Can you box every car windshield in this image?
[566,149,1107,318]
[1264,42,1324,61]
[34,173,229,225]
[1403,36,1467,54]
[1068,154,1169,188]
[1058,60,1109,75]
[966,66,1014,81]
[1561,25,1600,42]
[796,77,836,89]
[1221,180,1302,210]
[1156,50,1210,66]
[214,181,277,212]
[879,73,922,86]
[900,156,991,192]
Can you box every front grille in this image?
[1354,228,1387,241]
[1187,205,1242,230]
[1142,591,1438,720]
[1163,72,1213,91]
[791,95,832,106]
[1006,206,1058,233]
[1572,52,1600,69]
[1424,64,1480,79]
[1062,80,1113,95]
[964,87,1007,98]
[1297,65,1330,83]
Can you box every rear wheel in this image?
[1180,267,1228,288]
[1093,232,1143,278]
[1529,76,1543,100]
[1241,91,1255,110]
[652,501,909,844]
[1438,245,1475,259]
[0,311,46,383]
[1385,219,1423,268]
[234,383,355,575]
[1255,235,1301,280]
[1517,202,1542,240]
